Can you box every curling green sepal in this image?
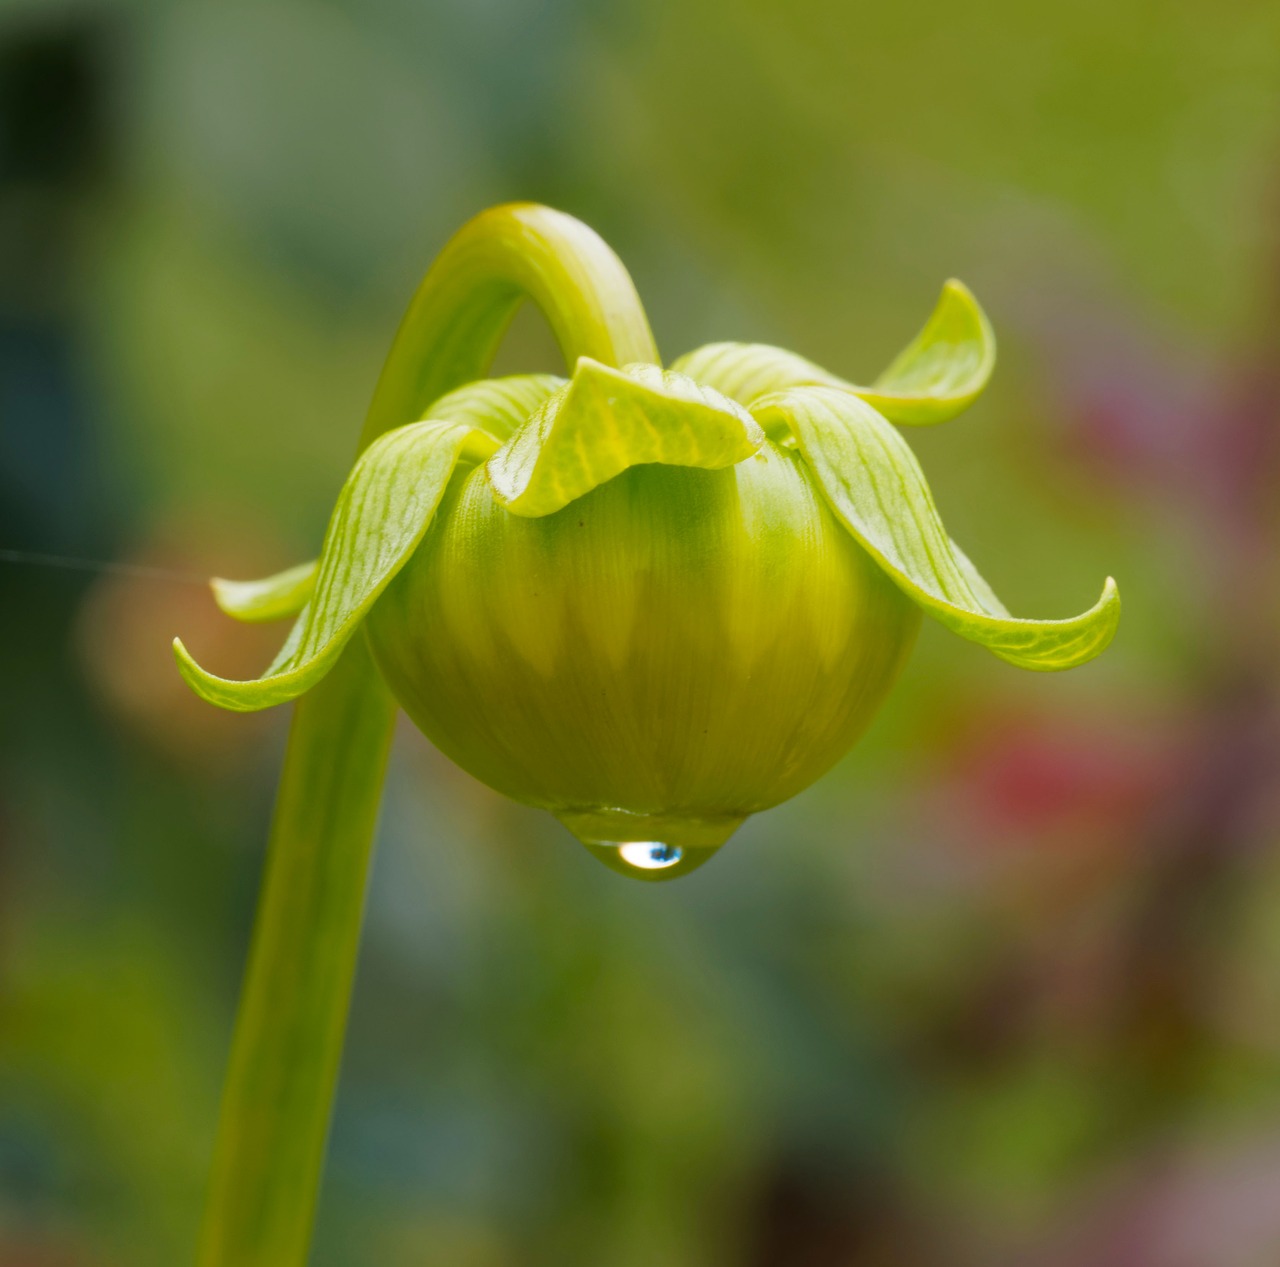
[174,421,498,711]
[426,373,563,440]
[671,280,994,424]
[213,561,318,623]
[206,374,565,627]
[486,358,764,517]
[751,387,1119,670]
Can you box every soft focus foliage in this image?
[3,2,1280,1266]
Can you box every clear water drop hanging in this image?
[579,838,722,882]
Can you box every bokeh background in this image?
[4,1,1280,1264]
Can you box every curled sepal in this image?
[425,373,564,441]
[670,281,994,425]
[861,280,995,423]
[486,357,765,517]
[202,377,560,629]
[174,421,498,711]
[752,387,1119,671]
[212,561,318,623]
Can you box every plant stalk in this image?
[197,204,657,1267]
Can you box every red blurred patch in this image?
[930,702,1186,856]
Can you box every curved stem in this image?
[197,205,657,1267]
[362,202,659,447]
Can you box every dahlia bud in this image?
[176,278,1118,880]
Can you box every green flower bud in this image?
[365,417,920,877]
[176,273,1119,881]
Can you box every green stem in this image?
[197,640,396,1267]
[197,204,657,1267]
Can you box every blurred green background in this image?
[4,1,1280,1264]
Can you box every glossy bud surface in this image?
[366,438,920,860]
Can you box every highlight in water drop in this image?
[620,841,681,870]
[580,838,721,882]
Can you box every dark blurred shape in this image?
[747,1161,942,1267]
[0,18,110,188]
[0,14,115,551]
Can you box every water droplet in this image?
[554,808,742,882]
[580,838,721,882]
[619,841,682,870]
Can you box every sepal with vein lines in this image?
[751,387,1119,670]
[671,280,994,424]
[174,421,498,711]
[486,357,765,517]
[426,372,563,441]
[207,375,562,626]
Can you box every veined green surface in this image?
[752,387,1119,670]
[187,277,1110,718]
[670,280,994,423]
[179,359,765,704]
[424,372,564,441]
[205,374,565,629]
[366,442,920,848]
[176,422,497,711]
[486,358,764,516]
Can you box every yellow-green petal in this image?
[174,421,497,711]
[752,386,1119,671]
[212,561,318,623]
[486,357,764,517]
[670,280,994,425]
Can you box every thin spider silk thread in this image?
[0,548,208,586]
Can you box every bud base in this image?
[557,807,745,851]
